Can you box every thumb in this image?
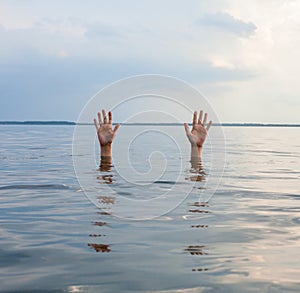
[184,123,191,136]
[113,123,121,134]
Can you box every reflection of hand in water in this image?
[189,159,206,181]
[99,156,112,172]
[88,243,111,253]
[97,156,114,184]
[186,159,206,182]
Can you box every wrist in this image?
[191,145,203,159]
[100,143,112,157]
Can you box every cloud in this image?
[36,17,123,40]
[0,42,253,121]
[195,12,257,37]
[210,56,236,70]
[0,10,256,121]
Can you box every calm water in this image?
[0,125,300,292]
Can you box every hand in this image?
[94,109,120,156]
[184,110,212,158]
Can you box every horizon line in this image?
[0,121,300,127]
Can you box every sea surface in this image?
[0,125,300,292]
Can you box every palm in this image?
[97,124,114,145]
[184,110,212,148]
[190,124,207,147]
[94,109,121,147]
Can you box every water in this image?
[0,125,300,292]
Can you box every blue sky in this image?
[0,0,299,123]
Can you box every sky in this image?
[0,0,299,123]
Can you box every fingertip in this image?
[184,123,190,134]
[93,118,98,129]
[193,111,197,125]
[102,109,107,123]
[203,112,208,124]
[207,120,212,131]
[108,111,113,123]
[113,123,121,133]
[199,110,203,123]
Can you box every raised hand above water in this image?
[184,110,212,159]
[94,109,121,157]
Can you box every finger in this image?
[93,118,99,130]
[203,112,208,125]
[108,111,112,124]
[206,120,212,131]
[184,123,191,135]
[102,109,107,124]
[97,112,102,127]
[198,110,203,124]
[193,111,197,126]
[113,123,121,134]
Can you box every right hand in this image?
[94,109,121,147]
[184,110,212,148]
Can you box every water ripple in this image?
[0,184,72,190]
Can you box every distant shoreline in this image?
[0,121,76,125]
[0,121,299,127]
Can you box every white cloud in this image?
[210,56,236,70]
[195,12,257,37]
